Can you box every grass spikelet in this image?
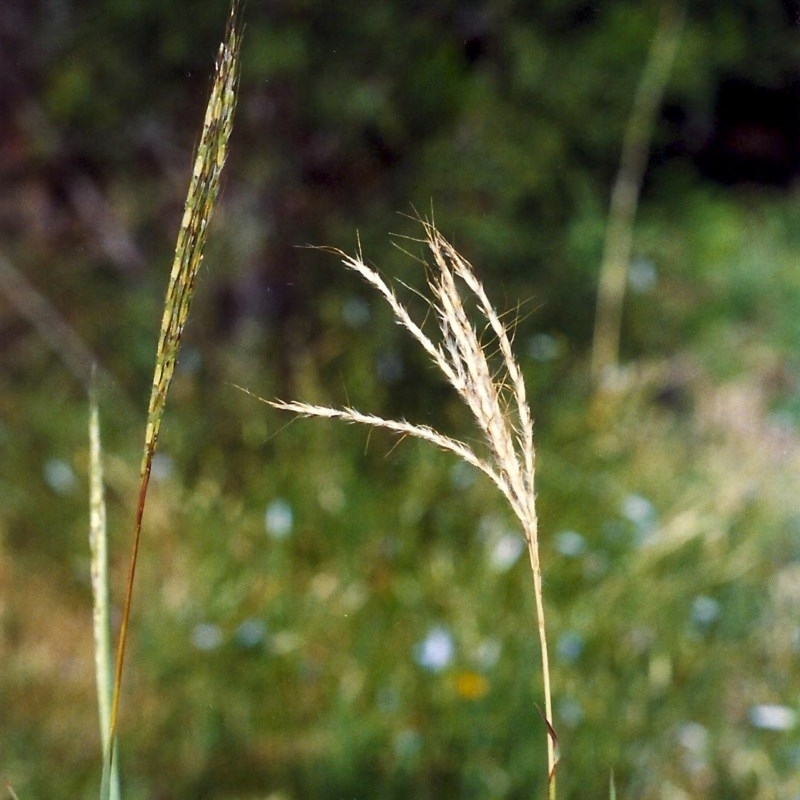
[107,0,242,764]
[262,218,557,793]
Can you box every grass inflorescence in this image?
[255,218,558,794]
[99,1,242,794]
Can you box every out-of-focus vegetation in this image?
[2,1,800,798]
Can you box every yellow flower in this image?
[454,670,489,700]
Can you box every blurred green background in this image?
[3,1,800,798]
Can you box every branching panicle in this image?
[261,219,556,791]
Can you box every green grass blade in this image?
[98,741,119,800]
[591,1,685,388]
[89,372,121,800]
[107,0,242,751]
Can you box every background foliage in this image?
[2,1,800,798]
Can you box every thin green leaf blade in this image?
[89,373,121,800]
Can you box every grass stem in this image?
[591,1,685,390]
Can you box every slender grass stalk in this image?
[89,371,121,800]
[591,0,685,391]
[107,0,242,762]
[250,219,557,794]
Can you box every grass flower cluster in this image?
[91,3,242,797]
[263,220,557,791]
